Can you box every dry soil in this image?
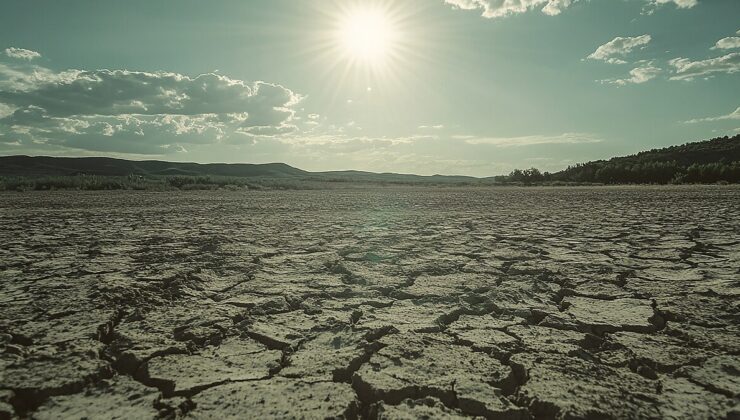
[1,186,738,419]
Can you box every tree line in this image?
[502,135,740,184]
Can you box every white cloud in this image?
[1,112,238,154]
[444,0,697,19]
[285,133,433,147]
[712,36,740,50]
[0,69,300,123]
[642,0,698,14]
[587,35,652,64]
[0,62,303,154]
[683,107,740,124]
[443,0,581,19]
[0,102,13,119]
[463,132,602,147]
[669,52,740,80]
[647,0,698,9]
[0,62,64,91]
[238,124,297,137]
[602,62,662,85]
[541,0,578,16]
[4,47,41,61]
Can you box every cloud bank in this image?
[443,0,580,18]
[462,132,602,147]
[444,0,697,19]
[0,62,301,154]
[646,0,698,10]
[589,30,739,85]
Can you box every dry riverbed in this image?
[1,186,738,419]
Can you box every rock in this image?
[242,310,346,349]
[657,377,736,419]
[221,294,291,314]
[33,375,160,420]
[677,355,740,398]
[505,325,585,356]
[188,378,358,419]
[352,333,514,406]
[402,273,496,300]
[372,397,475,419]
[455,378,528,419]
[279,328,378,382]
[562,296,659,333]
[654,295,737,328]
[567,280,635,300]
[512,353,661,419]
[446,315,522,354]
[1,341,111,406]
[6,309,121,346]
[610,331,706,371]
[112,305,236,373]
[354,300,460,333]
[0,390,15,420]
[664,323,740,354]
[489,276,562,321]
[140,337,281,396]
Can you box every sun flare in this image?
[337,8,398,64]
[308,1,425,100]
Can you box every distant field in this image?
[2,173,737,192]
[1,186,738,418]
[0,175,334,191]
[0,174,539,191]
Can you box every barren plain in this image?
[1,186,739,419]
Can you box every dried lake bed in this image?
[1,186,738,419]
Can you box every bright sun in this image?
[314,2,418,91]
[338,8,398,63]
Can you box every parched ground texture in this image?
[1,186,739,420]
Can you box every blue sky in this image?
[0,0,738,176]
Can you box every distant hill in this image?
[0,156,308,178]
[552,135,740,184]
[0,155,483,184]
[1,134,738,187]
[571,135,739,168]
[312,170,479,184]
[504,135,740,185]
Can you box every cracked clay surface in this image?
[1,186,739,419]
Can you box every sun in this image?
[337,8,399,64]
[305,1,428,98]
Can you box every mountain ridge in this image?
[0,134,738,183]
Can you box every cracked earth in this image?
[1,186,739,419]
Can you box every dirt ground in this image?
[1,186,738,419]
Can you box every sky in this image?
[0,0,738,176]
